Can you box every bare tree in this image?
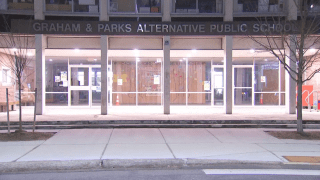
[247,0,320,133]
[0,15,35,133]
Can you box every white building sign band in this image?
[11,20,303,36]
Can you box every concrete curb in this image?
[0,159,285,173]
[0,160,101,173]
[101,159,284,169]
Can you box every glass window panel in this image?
[281,93,285,105]
[242,0,258,12]
[254,60,279,92]
[187,93,211,105]
[175,0,196,13]
[71,67,89,86]
[22,66,35,91]
[170,61,186,92]
[234,88,252,105]
[46,59,68,92]
[46,93,68,106]
[188,61,211,92]
[46,0,72,12]
[8,0,34,10]
[138,60,161,92]
[2,70,8,83]
[112,61,136,92]
[281,63,285,92]
[138,93,161,105]
[213,67,224,88]
[112,93,136,105]
[71,90,89,106]
[92,90,101,106]
[74,0,99,12]
[170,93,186,105]
[111,0,135,12]
[199,0,218,13]
[214,88,223,105]
[19,92,35,106]
[254,93,279,105]
[137,0,160,13]
[91,68,101,86]
[234,68,252,87]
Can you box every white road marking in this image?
[203,169,320,176]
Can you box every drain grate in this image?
[283,156,320,163]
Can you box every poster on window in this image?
[96,86,101,92]
[154,75,160,84]
[55,76,61,82]
[204,81,210,91]
[118,79,123,85]
[261,76,266,82]
[62,80,68,87]
[61,71,67,81]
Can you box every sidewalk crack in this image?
[205,129,222,143]
[255,143,285,162]
[99,128,114,161]
[12,129,62,162]
[159,128,176,159]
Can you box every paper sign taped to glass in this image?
[62,80,68,87]
[204,81,210,91]
[61,71,67,81]
[154,75,160,84]
[118,79,123,85]
[55,76,61,82]
[261,76,266,82]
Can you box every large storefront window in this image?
[45,58,68,106]
[188,61,211,105]
[138,59,161,105]
[170,58,212,106]
[112,60,136,105]
[254,59,279,105]
[170,59,186,105]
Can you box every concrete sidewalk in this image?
[1,128,320,172]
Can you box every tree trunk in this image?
[18,76,22,132]
[297,74,303,133]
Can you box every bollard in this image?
[6,88,10,134]
[33,88,37,133]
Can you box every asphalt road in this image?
[1,164,320,180]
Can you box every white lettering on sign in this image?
[33,23,80,32]
[97,23,131,33]
[136,24,206,33]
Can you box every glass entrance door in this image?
[233,66,253,106]
[212,66,224,105]
[91,67,101,106]
[69,66,90,106]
